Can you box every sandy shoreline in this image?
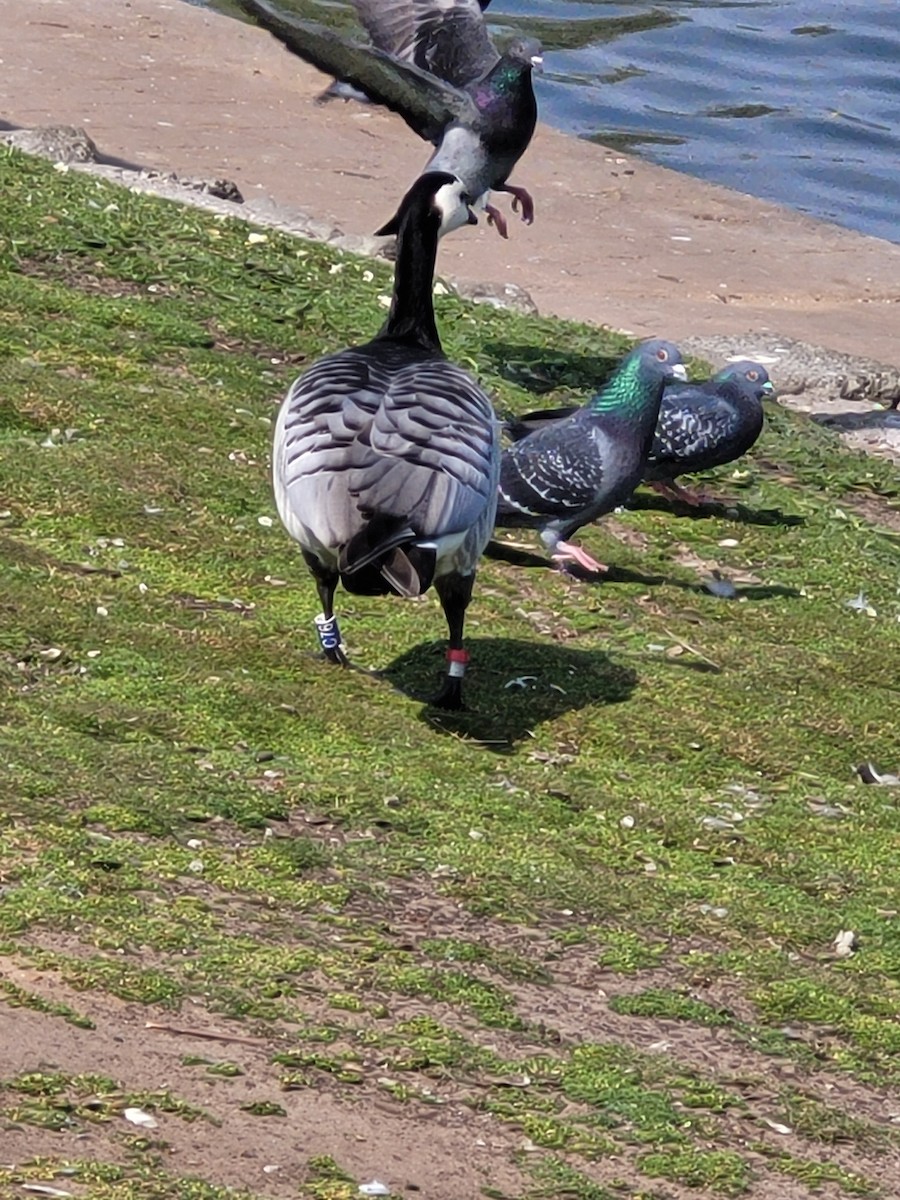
[4,0,900,372]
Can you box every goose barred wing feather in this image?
[275,348,498,557]
[236,0,476,142]
[498,420,602,519]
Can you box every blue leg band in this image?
[314,613,342,653]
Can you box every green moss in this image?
[609,987,734,1026]
[0,1159,271,1198]
[1,1071,210,1132]
[596,930,670,972]
[3,149,900,1197]
[760,1150,876,1196]
[638,1146,750,1194]
[240,1100,287,1116]
[0,979,95,1028]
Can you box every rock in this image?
[329,232,396,260]
[243,196,341,242]
[681,332,900,406]
[3,124,99,163]
[145,171,243,204]
[680,332,900,465]
[451,279,538,316]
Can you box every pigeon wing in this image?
[352,0,497,86]
[237,0,476,141]
[503,404,580,442]
[499,420,603,519]
[352,0,419,61]
[410,0,498,87]
[650,386,740,464]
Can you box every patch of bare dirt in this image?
[839,490,900,536]
[0,960,528,1200]
[6,873,900,1199]
[15,255,169,300]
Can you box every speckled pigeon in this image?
[495,340,687,573]
[643,360,774,504]
[505,359,774,508]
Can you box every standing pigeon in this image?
[504,360,774,507]
[272,172,500,710]
[643,360,774,505]
[235,0,541,238]
[495,340,687,573]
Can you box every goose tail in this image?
[338,514,436,597]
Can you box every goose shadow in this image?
[484,539,802,602]
[381,636,637,749]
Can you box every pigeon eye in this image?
[656,349,668,361]
[747,369,759,381]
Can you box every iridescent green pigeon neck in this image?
[475,57,525,107]
[587,356,659,415]
[489,59,522,94]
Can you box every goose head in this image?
[375,172,478,239]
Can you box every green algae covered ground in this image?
[1,149,899,1200]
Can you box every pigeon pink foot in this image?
[504,183,535,224]
[484,203,509,239]
[551,541,608,575]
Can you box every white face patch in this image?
[433,179,472,237]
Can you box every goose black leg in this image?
[303,551,349,667]
[431,571,475,710]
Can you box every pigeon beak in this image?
[530,54,544,71]
[670,363,688,382]
[761,381,776,396]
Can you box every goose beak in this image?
[671,363,688,382]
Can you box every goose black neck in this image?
[379,204,441,353]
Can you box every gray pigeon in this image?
[643,360,774,505]
[505,360,775,508]
[495,340,687,573]
[272,172,500,710]
[236,0,541,238]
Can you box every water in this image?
[512,0,900,244]
[204,0,900,244]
